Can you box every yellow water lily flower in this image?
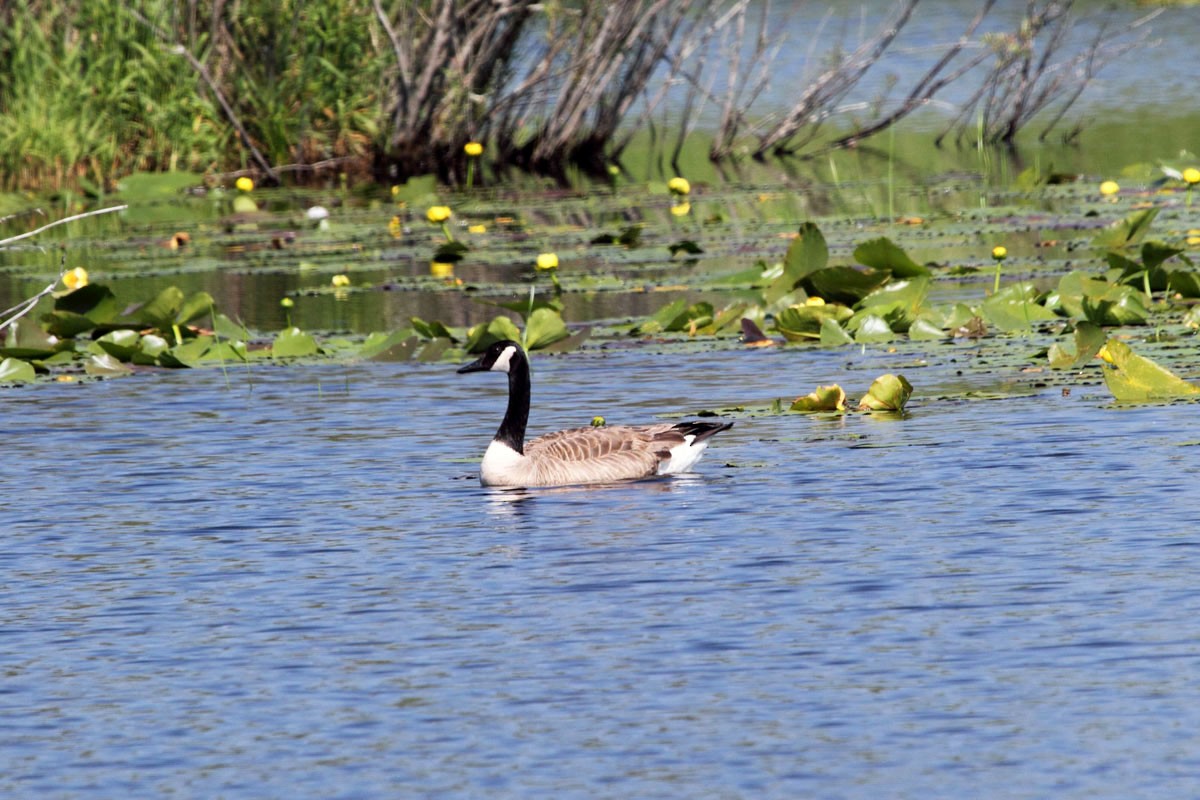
[427,205,452,223]
[1097,343,1114,364]
[430,262,454,278]
[670,202,691,217]
[468,224,487,234]
[536,252,559,270]
[591,416,606,427]
[1187,229,1200,246]
[1099,180,1119,196]
[388,215,403,237]
[667,177,691,196]
[62,267,88,290]
[464,141,483,157]
[280,297,295,308]
[331,274,350,287]
[235,176,254,192]
[1184,168,1200,185]
[805,296,826,306]
[992,245,1008,260]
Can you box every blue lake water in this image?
[4,344,1200,797]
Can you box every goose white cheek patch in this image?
[491,346,517,373]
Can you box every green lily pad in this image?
[359,331,421,361]
[84,353,134,377]
[980,284,1057,332]
[853,237,930,278]
[523,307,569,350]
[1091,207,1159,250]
[819,317,854,347]
[1100,339,1200,402]
[908,318,947,341]
[850,314,895,343]
[42,284,119,337]
[857,374,913,412]
[789,384,847,413]
[774,303,853,341]
[158,335,216,367]
[1048,322,1106,369]
[0,357,36,383]
[272,327,320,358]
[764,222,828,304]
[805,266,891,306]
[466,315,523,353]
[411,317,458,341]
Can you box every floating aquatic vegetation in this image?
[787,374,913,415]
[789,384,847,413]
[1098,339,1200,402]
[857,374,914,413]
[1047,322,1106,369]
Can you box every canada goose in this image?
[457,340,733,488]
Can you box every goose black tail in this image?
[673,420,734,443]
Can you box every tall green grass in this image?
[0,0,385,191]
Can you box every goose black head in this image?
[457,340,525,375]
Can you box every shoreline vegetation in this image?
[0,0,1160,192]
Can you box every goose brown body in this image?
[458,341,732,488]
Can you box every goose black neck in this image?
[496,351,530,454]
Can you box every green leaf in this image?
[176,291,215,325]
[1048,322,1106,369]
[853,237,930,278]
[764,222,827,304]
[272,327,320,358]
[466,316,522,353]
[0,357,36,383]
[84,353,134,377]
[1141,241,1183,271]
[805,266,891,305]
[819,317,854,347]
[1100,339,1200,402]
[789,384,847,413]
[1082,285,1149,326]
[157,335,215,367]
[137,286,185,329]
[857,374,913,412]
[980,283,1058,332]
[54,283,118,319]
[523,307,569,350]
[43,284,119,336]
[908,318,947,341]
[41,310,99,339]
[855,277,931,332]
[1167,269,1200,298]
[636,299,689,335]
[851,314,894,343]
[496,295,563,320]
[411,316,458,341]
[214,313,251,341]
[359,331,420,361]
[775,303,853,341]
[1092,207,1159,249]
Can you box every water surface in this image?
[4,346,1199,797]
